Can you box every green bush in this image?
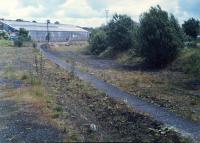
[88,27,108,55]
[99,47,115,58]
[185,41,198,48]
[138,6,183,68]
[108,14,138,52]
[0,39,13,47]
[32,41,37,48]
[14,28,31,47]
[0,31,9,40]
[182,18,200,39]
[172,48,200,79]
[14,39,23,47]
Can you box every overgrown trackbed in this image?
[38,44,200,142]
[0,47,63,142]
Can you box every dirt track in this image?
[39,44,200,142]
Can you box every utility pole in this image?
[105,9,109,24]
[46,19,50,43]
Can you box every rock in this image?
[90,123,97,132]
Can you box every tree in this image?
[182,18,200,39]
[18,28,30,41]
[138,5,183,68]
[14,28,31,47]
[16,19,23,22]
[32,20,37,23]
[55,21,60,24]
[88,27,108,55]
[0,31,9,39]
[107,14,137,52]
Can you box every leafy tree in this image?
[18,28,31,41]
[88,27,108,55]
[16,19,23,22]
[107,14,137,52]
[14,28,30,47]
[55,21,60,24]
[0,31,9,39]
[182,18,200,39]
[138,5,183,68]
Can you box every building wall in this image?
[29,31,89,42]
[0,21,89,42]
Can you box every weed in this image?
[69,59,76,78]
[0,39,13,47]
[32,41,37,48]
[30,76,41,85]
[53,105,63,112]
[52,111,61,119]
[21,74,28,80]
[35,90,44,97]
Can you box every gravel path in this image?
[38,44,200,142]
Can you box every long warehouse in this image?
[0,20,89,42]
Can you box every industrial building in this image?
[0,20,89,42]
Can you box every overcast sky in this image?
[0,0,199,27]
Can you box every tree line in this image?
[88,5,200,68]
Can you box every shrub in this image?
[99,47,115,58]
[182,18,200,39]
[32,41,37,48]
[14,39,23,47]
[88,27,108,55]
[14,28,31,47]
[138,6,183,68]
[185,41,198,48]
[172,48,200,79]
[18,28,31,41]
[108,14,137,52]
[0,31,9,40]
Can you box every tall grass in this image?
[0,39,13,47]
[172,48,200,80]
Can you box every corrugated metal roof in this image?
[0,20,88,32]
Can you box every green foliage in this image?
[30,76,41,85]
[14,28,31,47]
[172,48,200,79]
[0,39,13,47]
[88,27,108,55]
[138,6,183,68]
[0,31,9,40]
[55,21,60,24]
[99,46,115,58]
[88,14,138,57]
[182,18,200,39]
[185,41,198,48]
[32,41,37,48]
[18,28,31,41]
[14,39,23,47]
[108,14,137,52]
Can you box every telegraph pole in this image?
[46,19,50,43]
[105,9,109,24]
